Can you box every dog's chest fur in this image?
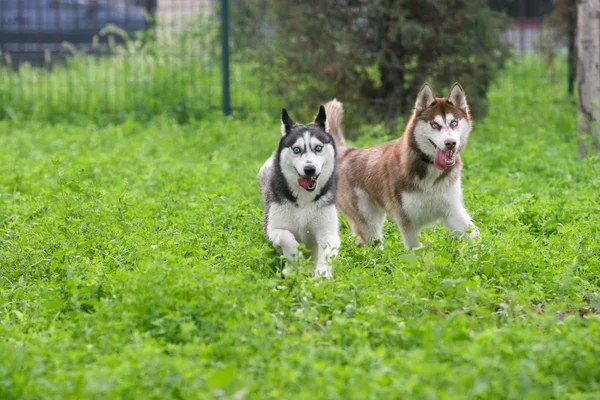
[259,148,338,248]
[401,167,463,226]
[268,200,338,246]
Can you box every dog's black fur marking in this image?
[273,111,337,206]
[314,105,327,131]
[271,152,299,204]
[281,109,295,135]
[313,171,336,205]
[262,107,337,234]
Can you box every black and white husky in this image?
[258,106,340,278]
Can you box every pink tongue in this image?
[434,148,448,171]
[298,176,313,189]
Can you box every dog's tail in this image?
[324,99,347,156]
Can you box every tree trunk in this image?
[567,0,577,96]
[576,0,600,157]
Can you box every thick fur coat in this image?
[326,83,479,249]
[258,106,340,277]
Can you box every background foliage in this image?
[233,0,511,133]
[0,13,274,125]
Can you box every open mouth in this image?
[297,174,319,192]
[428,139,456,171]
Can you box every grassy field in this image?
[0,23,273,125]
[1,57,600,399]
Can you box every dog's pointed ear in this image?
[447,82,469,112]
[281,108,295,136]
[314,105,327,131]
[415,83,436,113]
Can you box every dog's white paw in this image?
[465,227,480,239]
[314,264,333,279]
[353,236,367,247]
[407,242,424,250]
[372,239,384,250]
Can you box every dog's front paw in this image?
[352,235,367,247]
[465,226,480,239]
[372,239,384,250]
[314,264,333,279]
[407,242,424,250]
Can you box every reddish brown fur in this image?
[325,84,473,247]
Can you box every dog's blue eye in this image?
[451,120,458,127]
[293,147,301,154]
[431,123,439,129]
[315,145,323,152]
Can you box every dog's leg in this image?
[338,193,369,245]
[347,217,369,246]
[268,229,300,261]
[311,206,340,278]
[355,188,386,248]
[445,206,480,239]
[363,211,386,249]
[313,232,340,279]
[391,210,422,249]
[399,224,423,249]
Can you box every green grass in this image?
[0,21,275,124]
[1,56,599,399]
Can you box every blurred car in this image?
[0,0,148,43]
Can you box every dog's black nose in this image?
[304,165,316,176]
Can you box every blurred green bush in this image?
[233,0,511,135]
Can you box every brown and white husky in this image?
[325,83,479,249]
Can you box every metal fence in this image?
[0,0,574,119]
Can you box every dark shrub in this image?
[233,0,511,136]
